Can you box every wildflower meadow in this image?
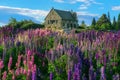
[0,27,120,80]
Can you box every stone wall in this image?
[45,9,78,29]
[45,10,62,28]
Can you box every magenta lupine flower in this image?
[73,72,77,80]
[50,72,53,80]
[8,56,12,70]
[0,59,4,69]
[2,71,7,80]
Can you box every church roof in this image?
[45,8,77,20]
[54,9,76,20]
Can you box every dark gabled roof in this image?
[53,9,76,20]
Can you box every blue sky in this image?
[0,0,120,26]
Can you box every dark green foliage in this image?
[8,17,44,31]
[0,46,3,58]
[95,14,111,30]
[15,74,26,80]
[34,54,48,79]
[112,16,117,30]
[117,13,120,30]
[91,17,96,29]
[80,20,86,28]
[91,17,96,26]
[49,55,68,80]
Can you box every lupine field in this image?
[0,27,120,80]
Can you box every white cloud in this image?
[54,0,64,3]
[112,6,120,10]
[79,3,90,10]
[69,0,102,10]
[0,6,49,22]
[77,11,99,17]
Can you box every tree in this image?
[117,13,120,30]
[91,17,96,29]
[107,12,111,22]
[8,17,17,27]
[80,20,86,28]
[112,16,116,30]
[107,12,112,29]
[96,14,111,30]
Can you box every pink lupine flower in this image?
[27,69,31,80]
[15,68,20,76]
[33,64,36,72]
[12,74,15,80]
[27,50,32,56]
[2,71,7,80]
[0,59,4,69]
[16,55,22,68]
[20,67,24,74]
[23,69,27,75]
[23,60,27,66]
[8,56,12,70]
[28,61,33,70]
[31,55,34,63]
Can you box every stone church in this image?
[45,8,78,29]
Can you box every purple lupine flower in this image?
[103,55,107,67]
[89,66,94,80]
[68,69,71,80]
[16,41,21,47]
[95,52,99,60]
[112,74,119,80]
[93,72,96,80]
[73,72,77,80]
[32,71,36,80]
[50,72,53,80]
[100,66,106,80]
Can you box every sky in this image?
[0,0,120,26]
